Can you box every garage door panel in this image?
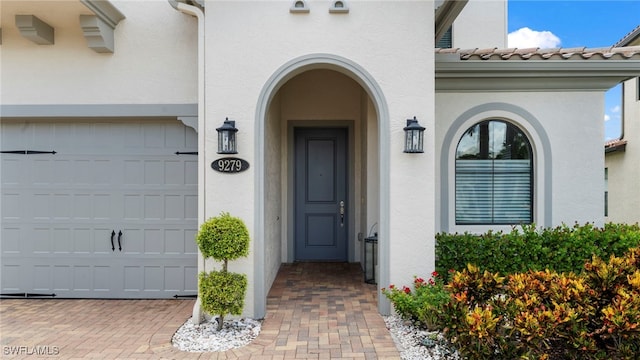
[144,195,163,219]
[165,160,184,184]
[1,264,22,291]
[93,194,113,220]
[34,159,53,184]
[144,160,163,184]
[2,159,22,184]
[53,194,72,219]
[53,228,72,253]
[185,230,197,254]
[2,193,22,219]
[1,119,197,299]
[165,195,184,220]
[73,228,92,253]
[33,265,52,291]
[185,161,197,185]
[2,227,21,253]
[144,229,163,254]
[73,194,92,219]
[32,228,51,253]
[124,160,144,185]
[53,265,72,291]
[165,229,184,254]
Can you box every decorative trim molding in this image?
[79,0,125,53]
[80,15,114,53]
[439,103,553,232]
[178,116,198,132]
[80,0,125,29]
[329,0,349,14]
[15,15,54,45]
[436,57,640,91]
[290,0,310,13]
[0,104,197,118]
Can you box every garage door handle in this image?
[118,231,123,251]
[110,230,115,251]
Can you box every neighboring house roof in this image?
[435,46,640,60]
[615,25,640,47]
[605,139,628,153]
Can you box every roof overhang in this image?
[434,0,468,43]
[605,139,627,153]
[436,48,640,92]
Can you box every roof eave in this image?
[434,0,468,43]
[436,58,640,91]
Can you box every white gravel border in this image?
[383,315,460,360]
[172,317,262,352]
[172,314,459,358]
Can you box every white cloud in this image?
[611,105,621,113]
[604,114,611,122]
[508,27,562,48]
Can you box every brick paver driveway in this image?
[1,263,400,359]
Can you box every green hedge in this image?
[435,223,640,275]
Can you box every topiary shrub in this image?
[196,212,250,330]
[196,212,249,270]
[199,271,247,322]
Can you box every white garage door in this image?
[1,119,198,298]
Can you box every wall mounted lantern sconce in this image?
[403,116,425,153]
[216,118,238,154]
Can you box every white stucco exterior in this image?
[2,0,638,321]
[436,91,606,233]
[451,0,507,48]
[200,0,436,317]
[1,1,197,105]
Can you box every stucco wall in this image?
[264,92,282,294]
[452,0,507,49]
[1,1,197,105]
[606,77,640,223]
[436,91,605,234]
[202,0,435,317]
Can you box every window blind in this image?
[456,159,532,224]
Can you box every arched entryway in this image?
[253,54,391,318]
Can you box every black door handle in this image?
[118,231,123,251]
[110,230,115,251]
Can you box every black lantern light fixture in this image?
[403,116,425,153]
[216,118,238,154]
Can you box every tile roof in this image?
[436,46,640,60]
[605,139,628,153]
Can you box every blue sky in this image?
[507,0,640,141]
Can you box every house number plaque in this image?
[211,158,250,173]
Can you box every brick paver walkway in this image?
[1,263,400,359]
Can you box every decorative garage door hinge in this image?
[0,150,57,155]
[0,293,56,298]
[175,151,198,155]
[173,294,197,299]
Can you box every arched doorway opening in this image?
[253,55,390,317]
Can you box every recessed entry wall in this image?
[262,68,379,281]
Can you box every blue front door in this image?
[294,128,348,261]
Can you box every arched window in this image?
[455,120,533,225]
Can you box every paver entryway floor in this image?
[0,263,400,359]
